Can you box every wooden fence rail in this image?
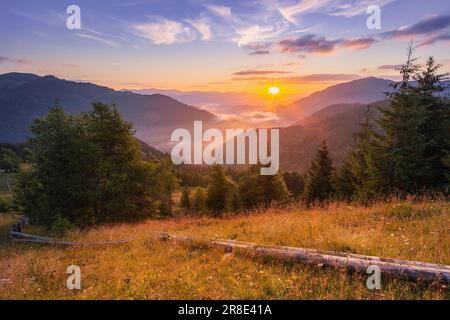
[158,232,450,284]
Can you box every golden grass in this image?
[0,201,449,300]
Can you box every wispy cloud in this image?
[186,17,212,41]
[77,33,119,47]
[232,73,360,83]
[279,0,333,24]
[205,4,233,20]
[0,56,32,65]
[242,42,272,55]
[377,64,401,70]
[279,34,377,54]
[341,37,376,50]
[232,69,293,76]
[132,17,195,44]
[383,15,450,47]
[279,34,342,53]
[279,0,396,23]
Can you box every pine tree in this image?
[283,172,305,199]
[260,173,291,205]
[238,166,264,209]
[414,57,450,191]
[375,45,444,196]
[303,141,334,206]
[206,165,228,216]
[180,187,191,209]
[192,187,207,213]
[334,160,356,202]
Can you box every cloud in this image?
[186,18,212,40]
[206,4,233,19]
[418,33,450,47]
[377,64,402,70]
[385,15,450,39]
[217,111,280,124]
[232,73,360,83]
[0,56,31,65]
[341,37,376,50]
[278,34,341,53]
[278,34,377,54]
[330,0,395,17]
[279,0,333,24]
[380,15,450,47]
[279,0,395,23]
[132,17,195,44]
[232,70,293,76]
[243,42,272,55]
[77,33,119,47]
[235,22,289,46]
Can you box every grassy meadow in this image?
[0,200,449,300]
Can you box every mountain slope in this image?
[279,101,385,172]
[279,77,394,122]
[0,73,215,149]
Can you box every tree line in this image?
[14,103,177,229]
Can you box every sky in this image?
[1,0,449,99]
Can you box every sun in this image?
[268,86,280,95]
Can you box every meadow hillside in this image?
[0,201,448,300]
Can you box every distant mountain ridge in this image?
[0,73,215,149]
[279,77,395,122]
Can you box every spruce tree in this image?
[180,187,191,210]
[192,187,207,213]
[206,165,228,216]
[303,140,334,206]
[238,166,264,209]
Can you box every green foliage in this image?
[180,187,191,209]
[345,49,450,202]
[283,172,305,200]
[14,102,176,227]
[334,161,356,202]
[303,141,334,206]
[0,197,9,213]
[50,215,75,237]
[192,187,207,213]
[20,148,34,163]
[238,167,264,209]
[206,166,229,216]
[238,166,290,209]
[0,148,21,172]
[226,181,242,212]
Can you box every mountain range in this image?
[0,73,400,171]
[0,73,215,148]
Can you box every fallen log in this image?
[10,231,130,246]
[159,233,450,284]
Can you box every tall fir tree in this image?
[180,187,191,210]
[303,140,334,206]
[206,165,228,216]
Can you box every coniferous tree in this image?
[206,165,228,216]
[260,173,291,205]
[283,172,305,199]
[238,166,265,209]
[334,160,356,202]
[303,141,334,206]
[15,103,175,227]
[414,57,450,191]
[192,187,207,213]
[180,187,191,210]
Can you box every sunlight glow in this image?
[268,86,280,95]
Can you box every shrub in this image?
[50,215,75,237]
